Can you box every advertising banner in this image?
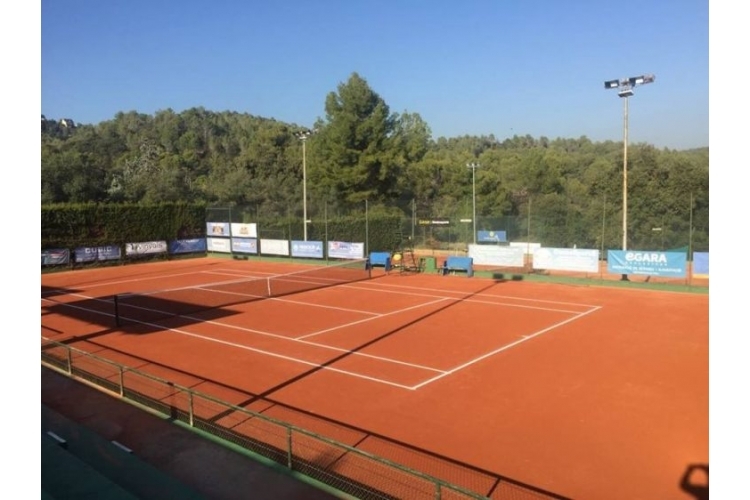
[328,241,365,259]
[693,252,709,275]
[291,240,324,259]
[206,222,231,237]
[510,242,542,255]
[207,237,232,253]
[231,237,258,254]
[417,219,450,226]
[607,250,687,277]
[477,230,507,243]
[42,248,70,266]
[169,239,207,255]
[468,244,525,267]
[260,239,289,256]
[125,241,168,256]
[230,222,257,238]
[533,248,599,273]
[74,245,122,262]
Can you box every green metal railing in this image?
[42,339,565,500]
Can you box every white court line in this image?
[351,281,601,308]
[411,306,602,389]
[42,278,602,390]
[296,297,454,340]
[41,293,447,376]
[54,270,214,290]
[339,283,590,314]
[41,295,419,390]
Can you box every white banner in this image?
[231,222,257,238]
[468,244,525,267]
[260,239,289,256]
[328,241,365,259]
[125,240,168,256]
[207,237,231,253]
[510,242,542,255]
[533,248,600,273]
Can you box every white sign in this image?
[468,244,525,267]
[260,239,289,256]
[510,242,542,255]
[231,222,257,238]
[533,248,599,273]
[207,237,231,253]
[125,241,167,256]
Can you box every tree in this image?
[309,73,401,209]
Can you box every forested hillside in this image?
[41,72,708,251]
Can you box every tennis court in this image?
[41,257,708,500]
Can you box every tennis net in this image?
[113,259,371,326]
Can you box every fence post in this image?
[188,391,194,427]
[66,347,72,374]
[118,366,124,396]
[287,427,293,470]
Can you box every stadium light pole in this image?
[294,129,315,241]
[604,74,655,281]
[467,162,481,244]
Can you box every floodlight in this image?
[603,73,655,280]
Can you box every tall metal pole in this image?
[302,137,308,241]
[622,96,629,253]
[295,130,314,241]
[467,162,480,244]
[604,73,654,281]
[621,96,629,281]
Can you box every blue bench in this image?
[368,252,392,271]
[441,256,474,277]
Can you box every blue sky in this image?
[39,0,708,150]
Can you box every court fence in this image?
[41,339,567,500]
[207,194,709,259]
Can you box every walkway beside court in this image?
[41,366,346,500]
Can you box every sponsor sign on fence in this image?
[169,239,207,255]
[510,242,542,255]
[533,248,600,273]
[42,248,70,266]
[207,237,231,253]
[207,222,231,236]
[693,252,709,275]
[477,230,507,243]
[607,250,687,277]
[74,245,122,262]
[468,244,525,267]
[231,223,257,238]
[260,239,289,256]
[231,238,258,254]
[328,241,365,259]
[291,240,324,259]
[125,241,168,256]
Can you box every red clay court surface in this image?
[41,258,709,500]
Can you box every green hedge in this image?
[41,203,206,249]
[42,203,404,255]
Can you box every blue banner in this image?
[169,238,207,255]
[607,250,687,277]
[74,245,122,262]
[42,248,70,266]
[231,237,258,254]
[291,240,324,258]
[477,230,507,243]
[693,252,709,275]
